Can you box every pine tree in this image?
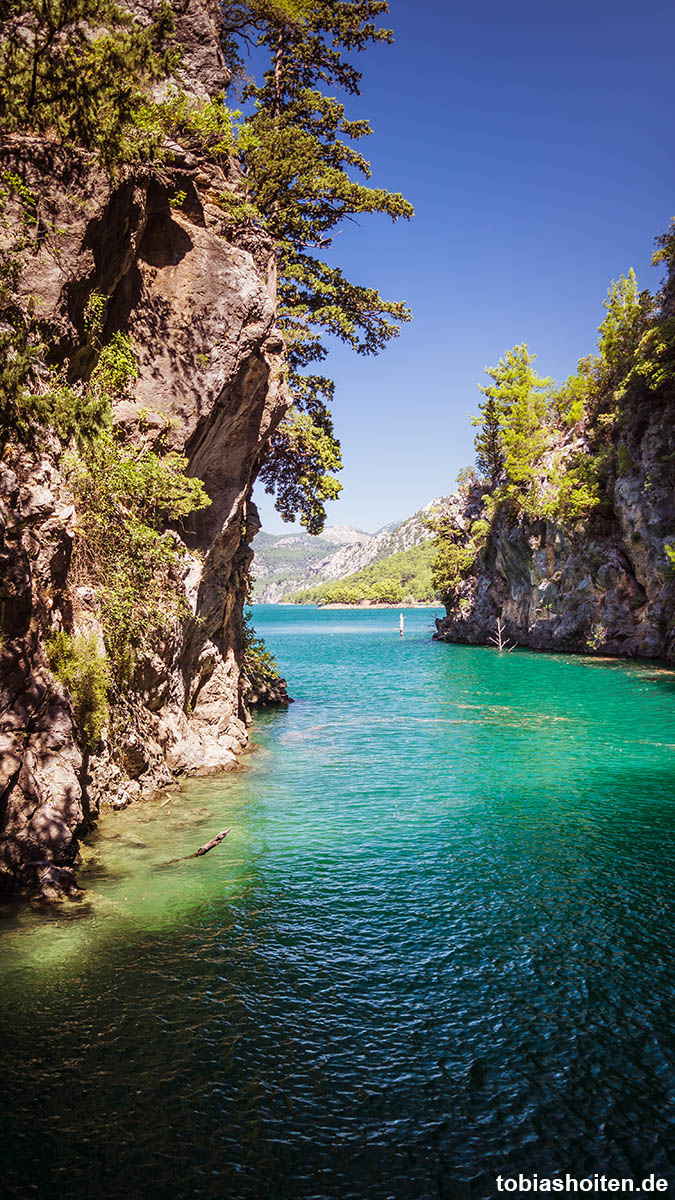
[472,393,503,488]
[223,0,413,530]
[221,0,413,362]
[479,345,551,514]
[595,269,652,395]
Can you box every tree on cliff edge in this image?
[478,344,551,515]
[222,0,414,532]
[472,392,503,490]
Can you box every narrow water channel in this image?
[0,606,673,1199]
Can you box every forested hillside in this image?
[253,498,444,602]
[251,525,369,601]
[288,541,436,604]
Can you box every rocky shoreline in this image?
[432,390,675,664]
[267,602,439,610]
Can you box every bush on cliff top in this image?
[0,0,179,163]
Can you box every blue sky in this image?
[254,0,675,534]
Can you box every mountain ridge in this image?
[251,498,448,602]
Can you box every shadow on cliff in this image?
[66,178,196,377]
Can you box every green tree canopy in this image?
[479,344,551,514]
[595,269,653,396]
[472,391,503,489]
[234,0,412,365]
[258,401,343,534]
[224,0,413,530]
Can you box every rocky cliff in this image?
[434,387,675,662]
[0,2,290,899]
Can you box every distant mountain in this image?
[287,540,438,605]
[251,498,449,602]
[372,519,402,535]
[250,525,370,602]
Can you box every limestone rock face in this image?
[434,391,675,663]
[0,453,86,895]
[0,126,289,895]
[126,0,229,101]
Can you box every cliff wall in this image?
[434,386,675,662]
[0,4,290,898]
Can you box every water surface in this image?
[1,605,673,1199]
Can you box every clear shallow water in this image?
[1,605,674,1200]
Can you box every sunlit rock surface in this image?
[0,10,290,897]
[434,392,675,662]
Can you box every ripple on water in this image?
[0,607,674,1199]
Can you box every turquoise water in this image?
[0,605,674,1199]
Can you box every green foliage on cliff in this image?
[0,0,244,171]
[430,537,472,604]
[466,269,665,525]
[242,609,283,688]
[0,173,110,451]
[0,161,213,685]
[159,90,238,161]
[476,344,552,516]
[288,541,437,605]
[549,270,653,442]
[0,0,179,162]
[0,182,119,451]
[68,425,211,680]
[472,392,503,490]
[0,1,411,535]
[543,450,607,523]
[47,631,110,750]
[595,270,654,397]
[433,220,675,607]
[0,363,110,455]
[428,513,489,604]
[43,324,212,682]
[0,215,211,675]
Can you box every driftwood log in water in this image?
[168,829,231,864]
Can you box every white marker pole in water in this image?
[399,613,404,636]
